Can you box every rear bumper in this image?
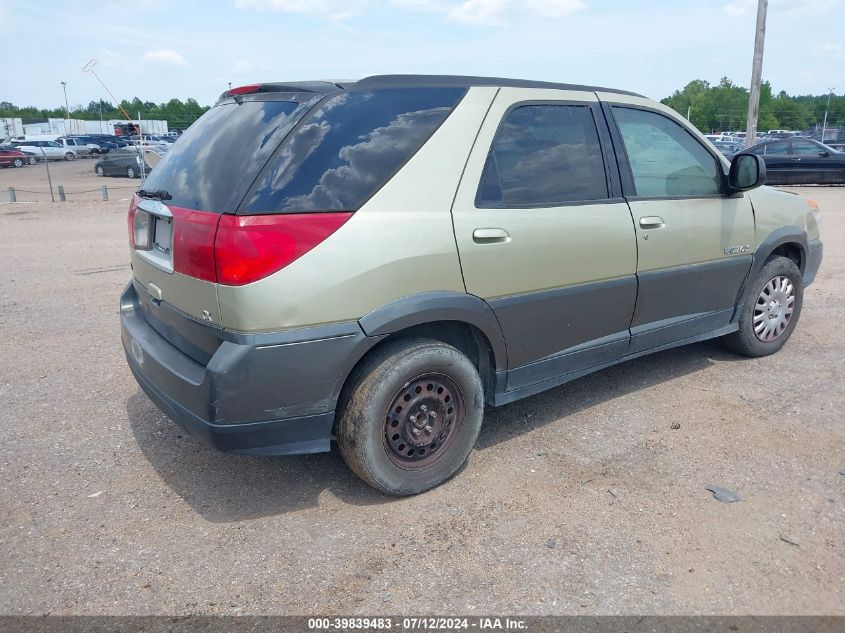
[803,239,823,286]
[120,283,376,455]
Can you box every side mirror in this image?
[819,151,830,158]
[728,153,766,192]
[143,149,162,169]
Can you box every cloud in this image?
[447,0,508,24]
[446,0,585,25]
[234,0,365,19]
[143,49,187,67]
[723,0,755,16]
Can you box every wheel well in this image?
[339,320,498,416]
[770,242,804,272]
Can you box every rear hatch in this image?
[127,85,334,363]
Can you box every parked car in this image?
[56,137,94,156]
[741,138,845,184]
[0,146,28,168]
[120,75,823,495]
[69,135,117,154]
[711,139,745,158]
[94,147,156,178]
[10,140,76,161]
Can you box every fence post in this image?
[101,185,109,201]
[58,185,66,202]
[8,187,16,203]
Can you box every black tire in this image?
[12,157,23,168]
[96,165,105,177]
[336,338,484,496]
[64,152,75,161]
[27,155,37,165]
[126,166,136,178]
[723,255,803,357]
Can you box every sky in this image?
[1,0,842,110]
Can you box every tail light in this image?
[214,212,352,285]
[128,196,351,285]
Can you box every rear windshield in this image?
[241,87,466,214]
[139,98,308,211]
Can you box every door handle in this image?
[639,216,665,229]
[472,228,510,244]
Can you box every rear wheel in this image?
[27,155,37,165]
[723,255,803,357]
[96,165,105,177]
[64,152,75,161]
[126,166,137,178]
[336,338,484,496]
[12,158,23,168]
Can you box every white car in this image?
[11,140,77,161]
[58,137,95,156]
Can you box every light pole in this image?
[821,86,834,143]
[60,81,70,135]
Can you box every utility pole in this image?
[60,81,70,135]
[744,0,768,147]
[821,86,834,143]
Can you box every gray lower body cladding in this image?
[120,283,377,455]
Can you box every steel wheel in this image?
[753,275,795,342]
[383,373,465,470]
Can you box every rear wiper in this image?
[137,188,172,201]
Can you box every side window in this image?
[612,107,722,197]
[765,142,788,155]
[791,140,821,156]
[476,104,608,207]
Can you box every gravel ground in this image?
[0,158,140,203]
[0,187,842,616]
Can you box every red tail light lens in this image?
[129,199,350,286]
[214,212,352,286]
[172,209,221,282]
[225,84,261,97]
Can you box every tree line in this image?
[0,97,210,129]
[661,78,844,133]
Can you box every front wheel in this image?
[96,165,105,177]
[126,166,137,178]
[64,152,75,161]
[723,255,803,357]
[336,338,484,496]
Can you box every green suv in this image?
[120,75,823,495]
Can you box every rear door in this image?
[451,88,637,391]
[602,100,755,353]
[790,138,836,183]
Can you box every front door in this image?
[605,103,755,353]
[451,88,638,392]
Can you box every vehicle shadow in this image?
[128,338,744,522]
[475,339,743,450]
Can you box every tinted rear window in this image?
[241,87,466,213]
[139,99,307,211]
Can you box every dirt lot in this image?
[0,187,843,616]
[0,157,141,203]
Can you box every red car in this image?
[0,146,28,168]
